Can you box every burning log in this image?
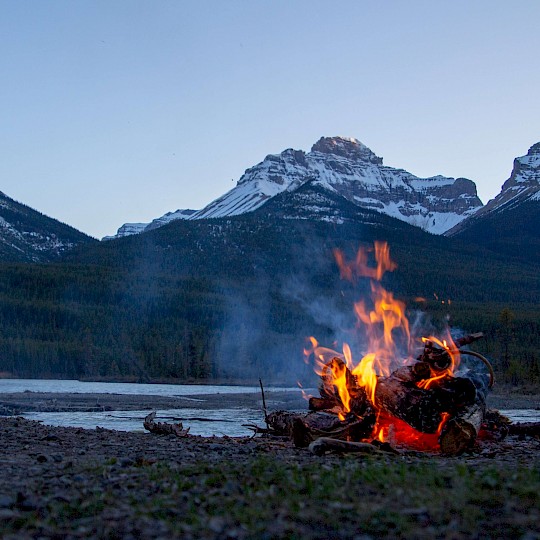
[143,411,189,437]
[438,374,490,455]
[265,410,376,447]
[299,335,494,455]
[374,372,477,434]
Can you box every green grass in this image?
[4,454,539,539]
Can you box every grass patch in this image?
[4,454,540,539]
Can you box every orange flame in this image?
[417,335,461,390]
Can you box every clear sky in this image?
[1,1,539,239]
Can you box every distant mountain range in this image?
[447,142,540,264]
[0,137,538,264]
[105,136,485,239]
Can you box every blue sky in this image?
[1,1,539,238]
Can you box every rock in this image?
[0,495,13,509]
[16,492,38,511]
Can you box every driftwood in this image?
[143,411,190,437]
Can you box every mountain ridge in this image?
[104,136,484,239]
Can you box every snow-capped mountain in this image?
[103,209,196,240]
[105,136,483,239]
[448,142,540,234]
[0,191,96,262]
[447,142,540,263]
[191,137,482,234]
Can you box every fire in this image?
[375,411,451,451]
[303,241,459,452]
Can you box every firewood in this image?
[374,373,476,433]
[390,362,432,383]
[296,412,376,447]
[439,374,490,455]
[309,396,339,412]
[265,409,377,447]
[309,437,382,456]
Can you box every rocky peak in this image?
[310,136,383,165]
[527,142,540,155]
[500,141,540,193]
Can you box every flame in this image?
[417,335,461,390]
[303,241,459,452]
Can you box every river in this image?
[1,378,538,437]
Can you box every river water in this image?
[0,378,302,436]
[1,379,538,437]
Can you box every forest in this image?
[0,213,538,388]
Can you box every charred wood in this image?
[439,374,490,455]
[266,409,377,447]
[374,373,477,434]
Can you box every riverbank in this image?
[0,389,306,417]
[0,417,539,539]
[1,387,538,417]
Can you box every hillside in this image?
[449,142,540,265]
[0,205,538,385]
[0,191,97,262]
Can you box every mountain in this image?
[448,142,540,264]
[103,209,196,240]
[104,136,483,239]
[0,191,97,262]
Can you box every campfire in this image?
[269,242,496,456]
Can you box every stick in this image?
[309,437,382,456]
[259,378,269,430]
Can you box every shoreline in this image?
[0,390,308,417]
[1,388,539,416]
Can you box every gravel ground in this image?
[0,389,539,538]
[0,410,539,539]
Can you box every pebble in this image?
[0,495,13,508]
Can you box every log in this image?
[374,373,477,433]
[309,437,382,456]
[418,332,484,372]
[439,373,490,455]
[308,396,339,412]
[266,410,377,447]
[143,411,189,437]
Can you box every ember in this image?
[295,241,494,455]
